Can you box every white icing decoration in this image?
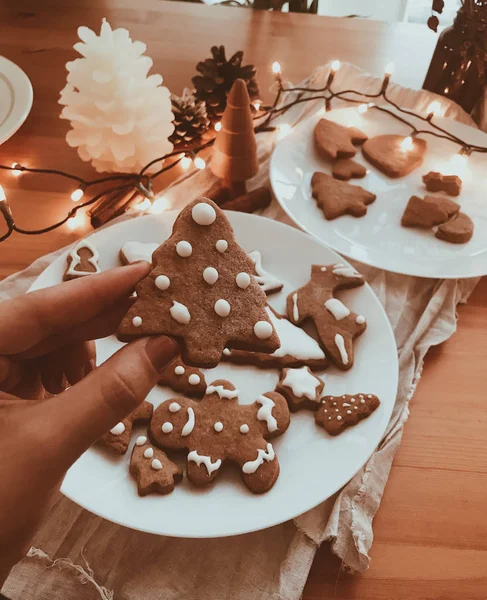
[248,250,283,293]
[242,443,275,474]
[132,316,143,327]
[343,402,351,407]
[213,421,223,432]
[174,366,185,375]
[135,435,147,446]
[292,293,299,322]
[189,374,201,386]
[214,299,231,317]
[240,424,249,434]
[356,315,366,325]
[347,410,352,414]
[203,267,219,285]
[206,385,239,399]
[324,298,351,321]
[110,422,125,435]
[181,407,195,436]
[66,240,102,278]
[332,263,361,278]
[155,275,170,290]
[170,301,191,324]
[192,202,216,226]
[169,402,181,412]
[337,416,343,421]
[320,267,327,272]
[236,272,251,289]
[215,239,228,253]
[162,422,174,433]
[256,395,278,432]
[368,394,373,398]
[187,450,221,475]
[176,241,192,257]
[281,366,321,400]
[152,459,163,470]
[334,333,349,365]
[121,241,158,264]
[254,321,273,339]
[265,307,324,360]
[144,447,154,458]
[361,399,365,404]
[223,348,231,356]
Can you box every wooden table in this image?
[1,2,486,598]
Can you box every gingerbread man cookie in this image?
[332,158,367,181]
[120,241,159,265]
[311,172,376,220]
[99,401,153,455]
[248,250,284,294]
[401,195,460,228]
[276,366,325,412]
[315,393,380,435]
[158,356,207,398]
[286,264,366,370]
[129,436,183,496]
[362,135,427,178]
[64,240,102,281]
[423,171,462,197]
[150,379,290,494]
[117,198,280,368]
[314,118,368,162]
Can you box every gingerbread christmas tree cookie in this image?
[130,436,183,496]
[401,195,459,228]
[117,198,280,368]
[150,379,290,494]
[64,239,102,281]
[315,393,380,435]
[311,172,376,220]
[314,118,368,162]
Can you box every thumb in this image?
[46,335,178,464]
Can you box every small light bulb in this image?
[384,62,394,76]
[179,152,185,159]
[215,122,222,132]
[11,163,21,177]
[271,61,281,75]
[180,156,191,169]
[277,123,292,140]
[149,195,171,214]
[66,213,85,231]
[331,60,341,73]
[427,100,442,118]
[135,198,152,212]
[194,156,206,170]
[357,103,368,114]
[71,188,84,202]
[449,151,468,173]
[253,100,262,111]
[0,185,6,202]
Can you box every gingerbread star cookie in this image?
[158,356,207,398]
[435,212,474,244]
[332,158,367,181]
[286,264,366,370]
[150,379,290,494]
[130,435,183,496]
[401,195,460,228]
[311,172,376,220]
[276,366,325,412]
[117,198,280,368]
[362,135,427,178]
[423,171,462,196]
[64,240,101,281]
[314,118,368,161]
[315,393,380,435]
[99,401,153,455]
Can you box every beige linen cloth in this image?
[2,64,480,600]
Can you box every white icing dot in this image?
[214,421,224,432]
[144,447,154,458]
[351,398,356,403]
[214,299,231,317]
[335,408,339,412]
[324,409,328,413]
[254,321,273,339]
[152,459,163,470]
[135,435,147,446]
[175,366,185,375]
[240,424,249,434]
[192,202,216,226]
[189,374,201,386]
[328,416,332,420]
[176,241,192,257]
[368,394,373,398]
[337,416,343,421]
[155,275,170,290]
[354,406,358,410]
[169,402,181,412]
[216,239,228,253]
[321,267,327,271]
[132,316,142,327]
[361,399,365,404]
[332,402,337,406]
[347,410,352,414]
[203,267,219,285]
[170,301,191,324]
[162,422,174,433]
[236,272,251,289]
[110,422,125,435]
[356,315,366,325]
[223,348,231,356]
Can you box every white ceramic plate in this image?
[30,212,398,538]
[0,56,33,145]
[270,106,487,279]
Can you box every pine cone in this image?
[192,46,260,122]
[169,88,210,148]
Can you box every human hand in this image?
[0,262,178,582]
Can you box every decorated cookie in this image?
[401,195,459,228]
[150,379,290,494]
[64,240,101,281]
[276,366,325,411]
[314,118,368,162]
[158,355,207,398]
[286,264,366,370]
[129,438,183,496]
[311,172,376,220]
[99,401,153,454]
[332,158,367,181]
[223,306,329,370]
[362,135,427,178]
[435,212,474,244]
[315,393,380,435]
[423,171,462,196]
[117,198,280,368]
[120,241,159,265]
[248,250,284,294]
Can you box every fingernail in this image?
[145,336,179,372]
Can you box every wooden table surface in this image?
[1,2,486,598]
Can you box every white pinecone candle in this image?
[59,18,174,173]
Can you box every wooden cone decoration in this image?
[210,79,259,183]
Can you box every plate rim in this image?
[0,55,34,145]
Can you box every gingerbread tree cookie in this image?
[314,118,368,162]
[64,239,102,281]
[99,401,153,454]
[130,435,183,496]
[311,172,376,220]
[362,135,427,178]
[315,393,380,435]
[150,379,290,494]
[158,355,207,398]
[276,366,325,411]
[286,264,366,370]
[117,198,280,368]
[401,195,459,228]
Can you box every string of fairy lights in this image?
[0,60,484,243]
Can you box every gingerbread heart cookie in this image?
[314,118,368,161]
[362,135,427,178]
[332,158,367,181]
[311,172,376,220]
[401,195,460,228]
[315,393,380,435]
[99,401,153,455]
[423,171,462,196]
[117,198,280,368]
[64,240,101,281]
[158,356,207,397]
[130,436,183,496]
[286,264,366,370]
[150,380,290,494]
[276,366,325,412]
[435,212,474,244]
